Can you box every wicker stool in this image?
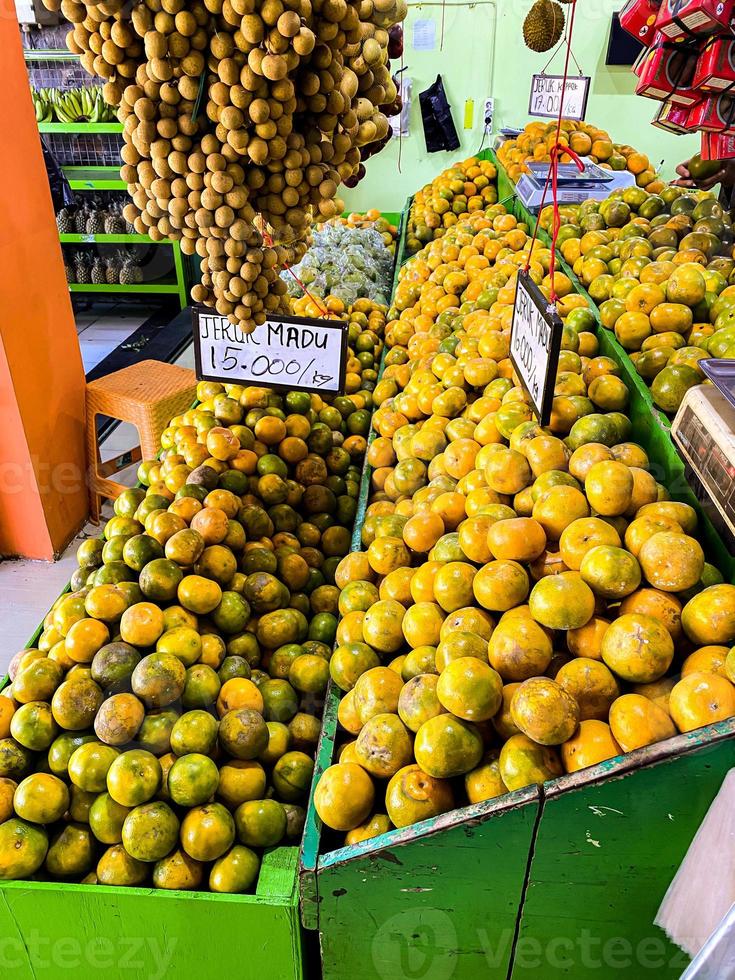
[86,359,197,522]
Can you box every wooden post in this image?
[0,15,88,559]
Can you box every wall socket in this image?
[484,98,494,129]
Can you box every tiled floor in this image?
[76,302,156,373]
[0,340,195,674]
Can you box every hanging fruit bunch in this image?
[42,0,407,332]
[522,0,566,53]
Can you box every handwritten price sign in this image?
[193,308,348,395]
[510,270,563,425]
[528,74,590,121]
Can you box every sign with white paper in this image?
[510,270,563,425]
[528,74,591,120]
[193,308,348,395]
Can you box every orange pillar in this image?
[0,15,88,559]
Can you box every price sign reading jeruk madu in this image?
[193,307,348,395]
[528,74,590,121]
[510,270,564,425]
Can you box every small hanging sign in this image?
[192,307,348,395]
[528,74,591,121]
[510,270,564,425]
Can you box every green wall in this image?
[343,0,698,214]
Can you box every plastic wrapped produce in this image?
[283,220,394,301]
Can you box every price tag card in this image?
[528,74,591,121]
[510,270,564,425]
[193,307,348,395]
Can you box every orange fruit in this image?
[487,518,546,562]
[639,532,704,592]
[579,545,641,600]
[436,658,503,721]
[510,677,580,746]
[608,694,677,752]
[601,613,674,683]
[433,562,476,613]
[498,734,562,791]
[413,714,483,778]
[559,517,621,570]
[488,613,552,681]
[566,616,610,661]
[314,763,375,831]
[584,461,633,516]
[532,486,589,540]
[385,764,454,828]
[401,601,444,649]
[403,512,445,553]
[528,572,595,630]
[681,584,735,645]
[555,657,619,721]
[618,588,682,641]
[355,714,413,778]
[353,667,403,725]
[561,720,622,773]
[472,559,529,612]
[668,672,735,733]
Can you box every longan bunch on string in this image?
[43,0,406,330]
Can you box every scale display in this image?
[525,160,614,183]
[672,386,735,550]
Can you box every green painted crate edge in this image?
[510,718,735,980]
[0,849,303,980]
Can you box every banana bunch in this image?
[32,89,53,123]
[33,86,117,124]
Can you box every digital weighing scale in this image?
[672,383,735,552]
[514,156,637,211]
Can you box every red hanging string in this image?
[548,143,585,301]
[523,0,582,304]
[261,226,330,318]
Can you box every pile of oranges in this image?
[539,185,735,414]
[313,202,735,843]
[406,157,499,255]
[289,295,387,395]
[497,120,664,192]
[0,308,387,886]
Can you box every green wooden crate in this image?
[1,654,305,980]
[302,745,541,980]
[511,719,735,980]
[0,848,303,980]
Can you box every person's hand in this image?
[672,161,696,188]
[672,159,735,191]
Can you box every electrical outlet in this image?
[484,98,494,129]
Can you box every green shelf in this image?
[60,233,172,245]
[38,121,122,134]
[68,282,181,294]
[62,166,126,190]
[24,49,79,61]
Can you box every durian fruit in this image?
[523,0,565,53]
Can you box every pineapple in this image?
[74,207,89,234]
[64,258,74,283]
[91,256,106,284]
[56,208,74,234]
[119,254,134,285]
[104,208,126,235]
[86,209,105,235]
[105,254,121,284]
[73,252,90,284]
